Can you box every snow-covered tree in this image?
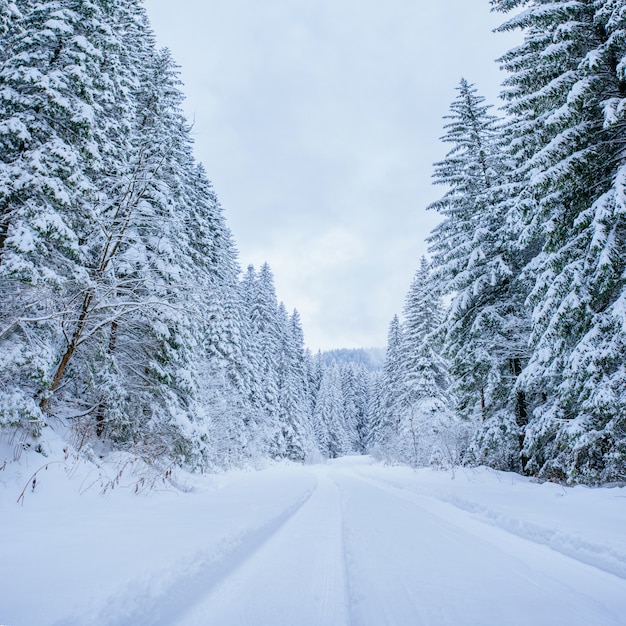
[366,315,404,457]
[0,0,253,471]
[427,79,531,471]
[494,0,626,482]
[339,366,358,451]
[240,263,284,456]
[395,258,459,466]
[275,306,317,461]
[313,362,351,458]
[0,0,134,434]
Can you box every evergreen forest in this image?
[1,0,625,485]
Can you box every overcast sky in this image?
[143,0,519,352]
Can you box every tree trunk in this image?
[409,408,419,467]
[0,198,12,264]
[510,358,528,427]
[480,388,486,422]
[95,319,118,437]
[39,291,93,413]
[510,357,529,473]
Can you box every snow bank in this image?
[0,431,316,625]
[352,462,626,579]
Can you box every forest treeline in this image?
[0,0,625,484]
[373,1,626,484]
[0,0,377,470]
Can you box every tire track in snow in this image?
[54,478,317,626]
[327,471,358,626]
[327,469,355,626]
[350,469,626,580]
[332,469,626,626]
[331,471,431,626]
[175,469,351,626]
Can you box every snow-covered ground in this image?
[2,436,626,626]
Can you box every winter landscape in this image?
[1,0,626,624]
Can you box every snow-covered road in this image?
[2,454,626,626]
[334,469,626,626]
[176,471,350,626]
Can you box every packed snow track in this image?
[2,456,626,625]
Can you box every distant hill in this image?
[320,348,385,371]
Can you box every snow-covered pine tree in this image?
[363,371,383,450]
[396,257,459,466]
[493,0,626,482]
[353,365,374,453]
[306,349,325,436]
[0,0,253,472]
[37,36,197,458]
[313,362,350,458]
[188,166,257,468]
[289,310,319,458]
[341,363,373,454]
[0,0,125,433]
[241,263,283,456]
[339,365,359,452]
[427,79,531,471]
[366,315,405,459]
[43,7,166,438]
[275,306,317,461]
[0,0,18,45]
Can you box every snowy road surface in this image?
[2,454,626,625]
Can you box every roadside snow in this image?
[350,462,626,579]
[1,436,625,626]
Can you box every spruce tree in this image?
[340,364,362,453]
[241,263,283,456]
[397,258,456,466]
[367,315,404,458]
[0,0,124,433]
[275,306,316,461]
[427,79,531,471]
[313,362,349,458]
[493,0,626,482]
